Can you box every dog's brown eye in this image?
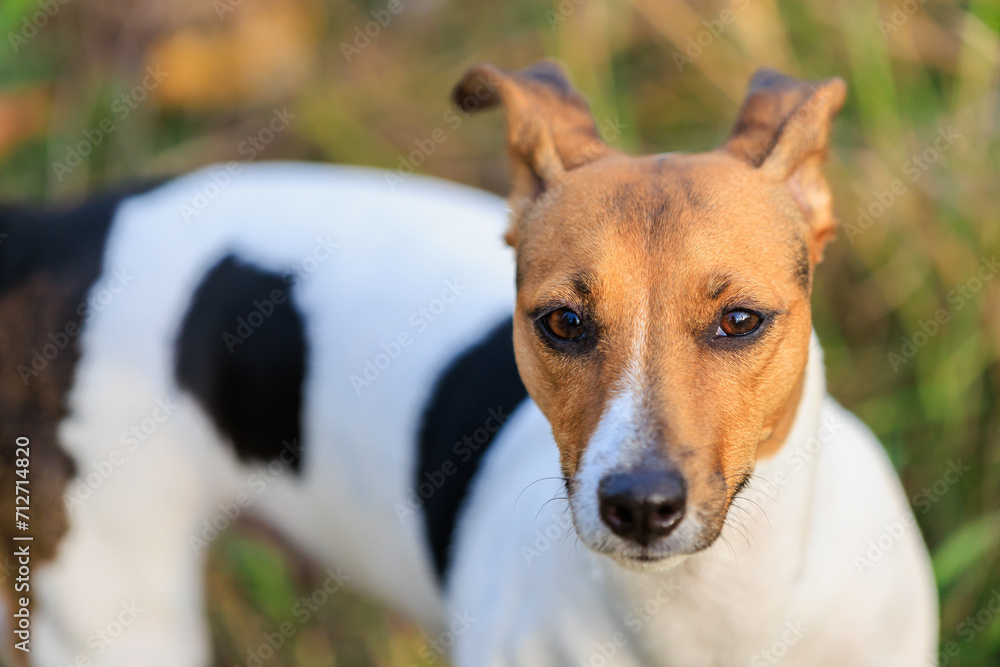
[718,310,761,337]
[543,308,586,341]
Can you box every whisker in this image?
[731,496,771,527]
[727,513,752,548]
[716,531,737,562]
[728,498,768,530]
[535,496,569,520]
[514,476,569,510]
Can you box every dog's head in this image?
[453,61,845,569]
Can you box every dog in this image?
[0,60,937,666]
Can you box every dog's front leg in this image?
[31,405,216,667]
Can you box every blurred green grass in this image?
[0,0,998,664]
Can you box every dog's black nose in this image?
[598,470,686,545]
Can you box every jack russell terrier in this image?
[0,61,937,666]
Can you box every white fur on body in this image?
[448,341,939,665]
[33,164,512,665]
[26,164,936,665]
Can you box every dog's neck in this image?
[581,334,828,650]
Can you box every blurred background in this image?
[1,0,998,664]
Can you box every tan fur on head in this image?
[725,69,847,264]
[454,60,846,556]
[451,61,620,244]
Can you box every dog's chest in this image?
[447,380,824,666]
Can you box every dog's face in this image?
[454,62,846,569]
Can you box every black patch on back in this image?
[417,317,529,582]
[175,255,307,471]
[0,184,159,293]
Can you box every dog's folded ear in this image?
[725,69,847,263]
[452,60,609,239]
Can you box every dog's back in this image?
[2,164,521,665]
